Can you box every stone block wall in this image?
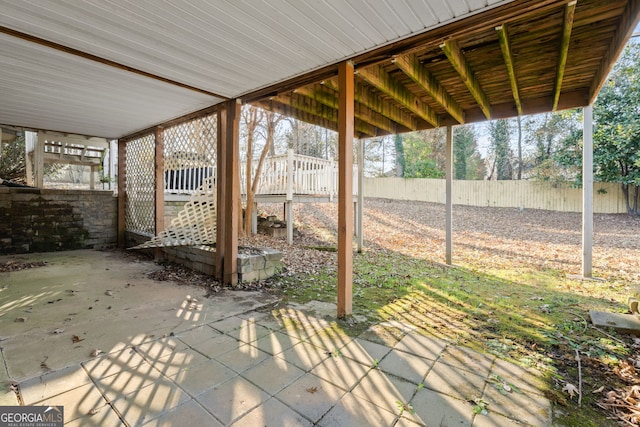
[0,188,117,254]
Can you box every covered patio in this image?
[2,0,638,319]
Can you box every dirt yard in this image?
[247,198,640,285]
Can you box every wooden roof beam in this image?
[393,54,465,124]
[295,85,396,134]
[589,0,640,104]
[324,79,417,131]
[552,0,577,111]
[496,25,522,116]
[271,93,377,137]
[356,65,439,128]
[440,40,491,120]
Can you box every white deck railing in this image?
[165,150,358,198]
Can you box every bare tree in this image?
[241,106,263,236]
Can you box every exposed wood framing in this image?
[357,65,439,127]
[445,126,453,265]
[324,79,417,131]
[271,93,376,137]
[393,54,464,124]
[552,1,577,111]
[589,0,640,103]
[337,61,354,319]
[582,104,593,278]
[295,85,396,134]
[441,40,492,120]
[215,109,226,281]
[496,25,523,115]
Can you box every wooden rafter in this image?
[496,25,522,115]
[552,0,577,111]
[295,85,396,134]
[268,93,376,137]
[356,65,439,128]
[393,54,464,124]
[441,40,491,120]
[324,79,417,131]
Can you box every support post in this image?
[445,126,453,265]
[215,109,226,280]
[286,201,293,245]
[90,166,96,190]
[582,105,593,278]
[220,99,240,285]
[154,127,165,260]
[337,61,354,318]
[286,148,294,245]
[117,140,126,248]
[357,138,364,253]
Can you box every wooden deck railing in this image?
[165,150,358,198]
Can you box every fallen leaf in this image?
[15,317,28,323]
[72,335,84,343]
[592,386,605,394]
[563,383,579,399]
[52,328,64,334]
[306,386,319,393]
[88,408,101,416]
[90,349,103,357]
[105,290,113,296]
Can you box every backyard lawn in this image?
[238,198,640,426]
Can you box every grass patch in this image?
[273,249,631,426]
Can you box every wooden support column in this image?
[219,99,241,285]
[117,139,126,248]
[357,138,364,253]
[338,61,354,318]
[582,105,593,278]
[154,127,165,260]
[445,126,453,265]
[215,108,227,281]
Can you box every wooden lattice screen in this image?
[164,115,217,194]
[124,134,155,236]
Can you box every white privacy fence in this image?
[165,150,358,198]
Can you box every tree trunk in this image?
[517,116,523,180]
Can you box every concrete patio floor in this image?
[0,250,552,426]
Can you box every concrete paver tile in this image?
[241,356,305,395]
[276,341,330,371]
[19,365,91,405]
[111,376,190,426]
[490,358,549,395]
[170,359,238,396]
[423,361,486,401]
[150,348,209,377]
[176,325,223,347]
[250,330,301,355]
[135,336,190,360]
[247,311,286,332]
[482,381,552,426]
[82,347,147,380]
[351,368,418,413]
[36,382,110,424]
[358,324,408,348]
[195,376,270,425]
[209,316,247,333]
[310,356,370,391]
[472,410,530,427]
[339,337,392,366]
[378,348,436,385]
[143,399,223,427]
[93,363,164,401]
[404,387,474,427]
[438,345,495,377]
[190,333,241,358]
[274,373,346,423]
[226,323,273,344]
[394,332,449,360]
[216,343,271,374]
[317,392,398,426]
[302,326,352,352]
[232,397,312,426]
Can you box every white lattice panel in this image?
[125,134,155,236]
[131,176,216,248]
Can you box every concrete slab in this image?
[394,332,449,360]
[93,363,164,402]
[318,393,399,426]
[338,337,392,366]
[189,333,241,358]
[589,310,640,336]
[423,361,486,401]
[35,382,110,424]
[351,368,417,412]
[241,356,305,394]
[274,373,346,423]
[405,387,474,426]
[19,365,91,405]
[276,341,331,371]
[481,380,552,426]
[169,359,238,396]
[378,348,436,385]
[438,344,495,378]
[216,343,271,374]
[249,330,301,355]
[195,376,270,425]
[143,399,223,427]
[310,356,370,391]
[232,397,312,426]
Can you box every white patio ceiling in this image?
[0,0,511,139]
